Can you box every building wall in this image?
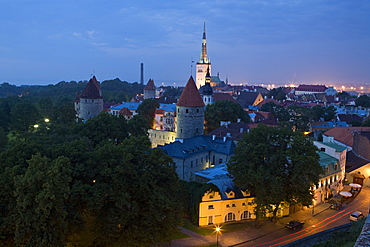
[173,152,232,181]
[346,164,370,187]
[196,63,211,89]
[148,129,177,148]
[353,132,370,160]
[199,191,289,226]
[144,90,156,99]
[79,98,103,120]
[176,105,204,139]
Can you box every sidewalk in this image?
[170,185,364,247]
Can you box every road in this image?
[228,186,369,247]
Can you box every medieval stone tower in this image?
[143,79,156,99]
[75,76,103,121]
[176,76,205,139]
[196,22,211,89]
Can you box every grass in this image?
[181,218,215,236]
[311,218,366,247]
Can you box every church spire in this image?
[199,21,209,64]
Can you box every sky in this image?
[0,0,369,88]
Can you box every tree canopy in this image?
[204,100,250,132]
[227,125,323,225]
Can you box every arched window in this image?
[241,211,252,220]
[225,212,236,222]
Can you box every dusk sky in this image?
[1,0,369,87]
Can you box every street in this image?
[172,185,369,247]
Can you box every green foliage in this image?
[205,100,250,132]
[228,125,322,224]
[160,86,183,99]
[14,154,72,247]
[10,100,41,132]
[178,181,219,225]
[355,95,370,107]
[137,98,160,128]
[75,111,129,146]
[267,87,286,101]
[260,101,277,112]
[88,137,181,247]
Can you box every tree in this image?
[267,87,286,101]
[205,100,250,132]
[136,99,160,128]
[227,125,322,226]
[355,95,370,108]
[14,154,71,247]
[75,111,129,146]
[260,102,277,112]
[88,137,181,246]
[10,100,41,133]
[323,106,336,121]
[310,105,325,121]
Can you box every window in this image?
[196,159,198,166]
[225,212,236,222]
[232,204,236,207]
[241,211,251,220]
[320,148,325,152]
[208,205,214,209]
[201,158,203,164]
[334,164,338,170]
[197,109,199,113]
[209,195,214,199]
[219,158,223,164]
[226,204,230,208]
[242,203,246,206]
[186,109,189,113]
[191,161,193,168]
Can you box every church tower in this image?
[176,76,205,139]
[199,66,213,105]
[196,22,211,89]
[76,76,103,121]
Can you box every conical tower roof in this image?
[177,76,205,107]
[81,76,103,99]
[144,79,156,90]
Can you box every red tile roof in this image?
[144,79,156,90]
[177,76,205,107]
[213,92,237,102]
[81,76,103,99]
[323,127,370,147]
[296,84,327,92]
[119,107,133,116]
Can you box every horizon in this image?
[1,1,369,87]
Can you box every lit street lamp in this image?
[215,227,221,247]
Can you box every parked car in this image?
[286,220,305,230]
[330,202,342,210]
[349,211,364,221]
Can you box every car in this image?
[330,202,342,210]
[286,220,305,230]
[349,211,365,221]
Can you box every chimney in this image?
[140,63,144,85]
[226,133,231,137]
[240,128,244,133]
[237,118,241,123]
[212,135,216,140]
[223,136,227,142]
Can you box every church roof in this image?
[177,76,205,107]
[144,79,156,91]
[80,76,103,99]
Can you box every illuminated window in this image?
[208,205,214,209]
[225,212,236,222]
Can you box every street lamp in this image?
[215,227,221,247]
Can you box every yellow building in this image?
[195,164,290,227]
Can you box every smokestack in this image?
[140,63,144,85]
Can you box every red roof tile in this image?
[144,79,156,90]
[81,76,103,99]
[177,76,205,107]
[323,127,370,147]
[213,93,238,103]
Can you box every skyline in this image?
[0,0,369,87]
